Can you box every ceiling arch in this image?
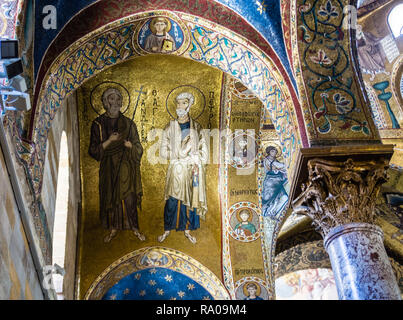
[32,0,303,135]
[15,10,308,263]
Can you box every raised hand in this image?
[109,132,120,142]
[124,140,132,148]
[102,132,120,150]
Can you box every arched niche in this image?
[11,10,306,273]
[84,247,230,300]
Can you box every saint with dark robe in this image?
[89,87,145,243]
[157,92,208,244]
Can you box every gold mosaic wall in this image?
[76,55,224,299]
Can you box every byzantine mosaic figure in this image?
[144,17,176,53]
[261,146,288,219]
[356,24,390,81]
[158,92,208,244]
[234,208,257,237]
[88,87,145,243]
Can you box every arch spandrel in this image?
[289,0,382,143]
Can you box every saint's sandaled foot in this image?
[104,229,118,243]
[157,231,170,243]
[184,230,196,244]
[133,229,146,241]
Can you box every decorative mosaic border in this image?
[220,75,236,298]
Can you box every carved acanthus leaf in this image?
[293,158,389,237]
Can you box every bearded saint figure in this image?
[157,92,208,244]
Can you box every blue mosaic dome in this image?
[102,267,214,300]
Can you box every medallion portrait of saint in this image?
[144,17,176,53]
[234,209,257,238]
[140,250,169,267]
[157,91,208,244]
[228,133,257,169]
[88,87,145,243]
[243,282,264,300]
[235,278,269,300]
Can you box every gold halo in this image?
[243,282,261,297]
[166,85,206,120]
[236,208,253,222]
[90,81,130,116]
[149,17,172,35]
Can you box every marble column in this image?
[324,223,400,300]
[292,158,401,300]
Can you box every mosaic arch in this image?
[14,9,309,266]
[26,10,304,199]
[84,247,230,300]
[32,0,302,109]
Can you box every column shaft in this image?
[324,223,401,300]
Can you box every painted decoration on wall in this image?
[261,145,288,219]
[10,10,301,269]
[364,82,387,129]
[219,73,274,299]
[132,15,190,55]
[85,247,230,300]
[228,202,260,242]
[234,277,269,300]
[275,268,338,300]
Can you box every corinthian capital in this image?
[292,158,389,237]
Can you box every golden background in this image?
[77,55,224,299]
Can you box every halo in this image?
[236,207,253,222]
[243,282,261,297]
[149,17,172,35]
[90,81,131,116]
[264,143,283,159]
[166,85,206,120]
